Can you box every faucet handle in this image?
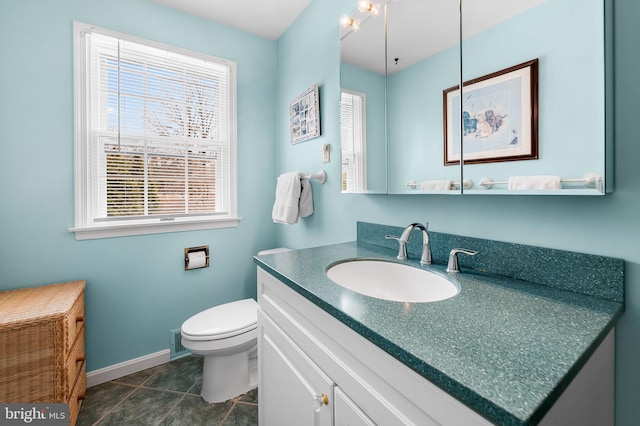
[385,235,408,260]
[447,248,478,273]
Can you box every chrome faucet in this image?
[447,248,478,273]
[385,223,432,265]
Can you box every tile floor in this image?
[77,356,258,425]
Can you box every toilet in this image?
[180,248,290,403]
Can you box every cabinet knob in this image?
[76,314,85,323]
[76,354,85,363]
[314,393,329,407]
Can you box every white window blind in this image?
[340,90,366,192]
[72,23,238,239]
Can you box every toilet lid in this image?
[182,298,257,340]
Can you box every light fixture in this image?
[340,15,361,31]
[358,1,380,16]
[340,0,391,36]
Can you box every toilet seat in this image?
[182,298,257,341]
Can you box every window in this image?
[72,23,238,239]
[340,89,366,192]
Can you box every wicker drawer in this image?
[69,362,86,426]
[64,324,86,400]
[64,296,85,354]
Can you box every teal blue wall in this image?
[387,46,460,192]
[276,0,640,424]
[0,0,278,371]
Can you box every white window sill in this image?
[69,217,240,240]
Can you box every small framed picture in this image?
[290,83,321,144]
[444,59,538,165]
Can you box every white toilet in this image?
[180,248,290,403]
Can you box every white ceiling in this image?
[149,0,548,73]
[150,0,312,40]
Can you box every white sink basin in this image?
[326,259,459,303]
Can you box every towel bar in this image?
[300,170,327,184]
[479,173,602,189]
[406,179,472,190]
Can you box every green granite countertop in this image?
[254,241,624,426]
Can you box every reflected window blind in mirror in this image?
[340,90,367,193]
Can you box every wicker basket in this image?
[0,280,86,405]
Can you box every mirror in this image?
[339,0,462,194]
[460,0,610,194]
[386,0,462,194]
[339,0,610,195]
[339,4,388,193]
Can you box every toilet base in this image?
[200,345,258,403]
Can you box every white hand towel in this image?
[508,175,562,190]
[272,172,302,224]
[298,177,314,218]
[421,180,454,191]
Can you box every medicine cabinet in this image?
[339,0,612,195]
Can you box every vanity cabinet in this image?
[258,268,491,425]
[0,280,86,426]
[257,266,615,425]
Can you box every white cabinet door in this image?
[259,310,334,426]
[334,387,375,426]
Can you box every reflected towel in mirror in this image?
[421,180,454,191]
[508,176,562,190]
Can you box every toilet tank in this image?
[258,248,291,255]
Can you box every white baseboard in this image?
[86,349,171,388]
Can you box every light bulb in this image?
[358,0,371,12]
[340,15,361,30]
[358,1,380,14]
[340,15,353,28]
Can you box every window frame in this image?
[71,22,239,240]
